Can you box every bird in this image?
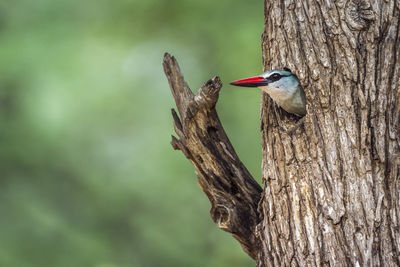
[230,68,306,116]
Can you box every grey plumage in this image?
[259,70,306,116]
[231,69,306,116]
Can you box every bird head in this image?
[230,68,299,94]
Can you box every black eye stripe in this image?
[267,73,290,83]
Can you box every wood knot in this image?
[211,205,230,230]
[345,0,375,31]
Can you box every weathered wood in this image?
[163,53,263,259]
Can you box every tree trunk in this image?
[258,0,399,265]
[164,0,399,266]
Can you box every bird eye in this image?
[269,73,281,81]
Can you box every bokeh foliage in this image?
[0,0,263,266]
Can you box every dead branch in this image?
[163,53,263,259]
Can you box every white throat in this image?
[259,83,306,116]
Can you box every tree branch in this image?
[163,53,263,259]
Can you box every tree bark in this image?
[164,0,400,266]
[259,0,399,266]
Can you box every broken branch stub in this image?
[163,53,263,259]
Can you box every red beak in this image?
[230,76,267,87]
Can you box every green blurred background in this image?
[0,1,264,266]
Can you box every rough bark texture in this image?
[259,0,400,266]
[163,53,262,259]
[164,0,400,266]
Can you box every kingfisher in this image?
[230,69,306,116]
